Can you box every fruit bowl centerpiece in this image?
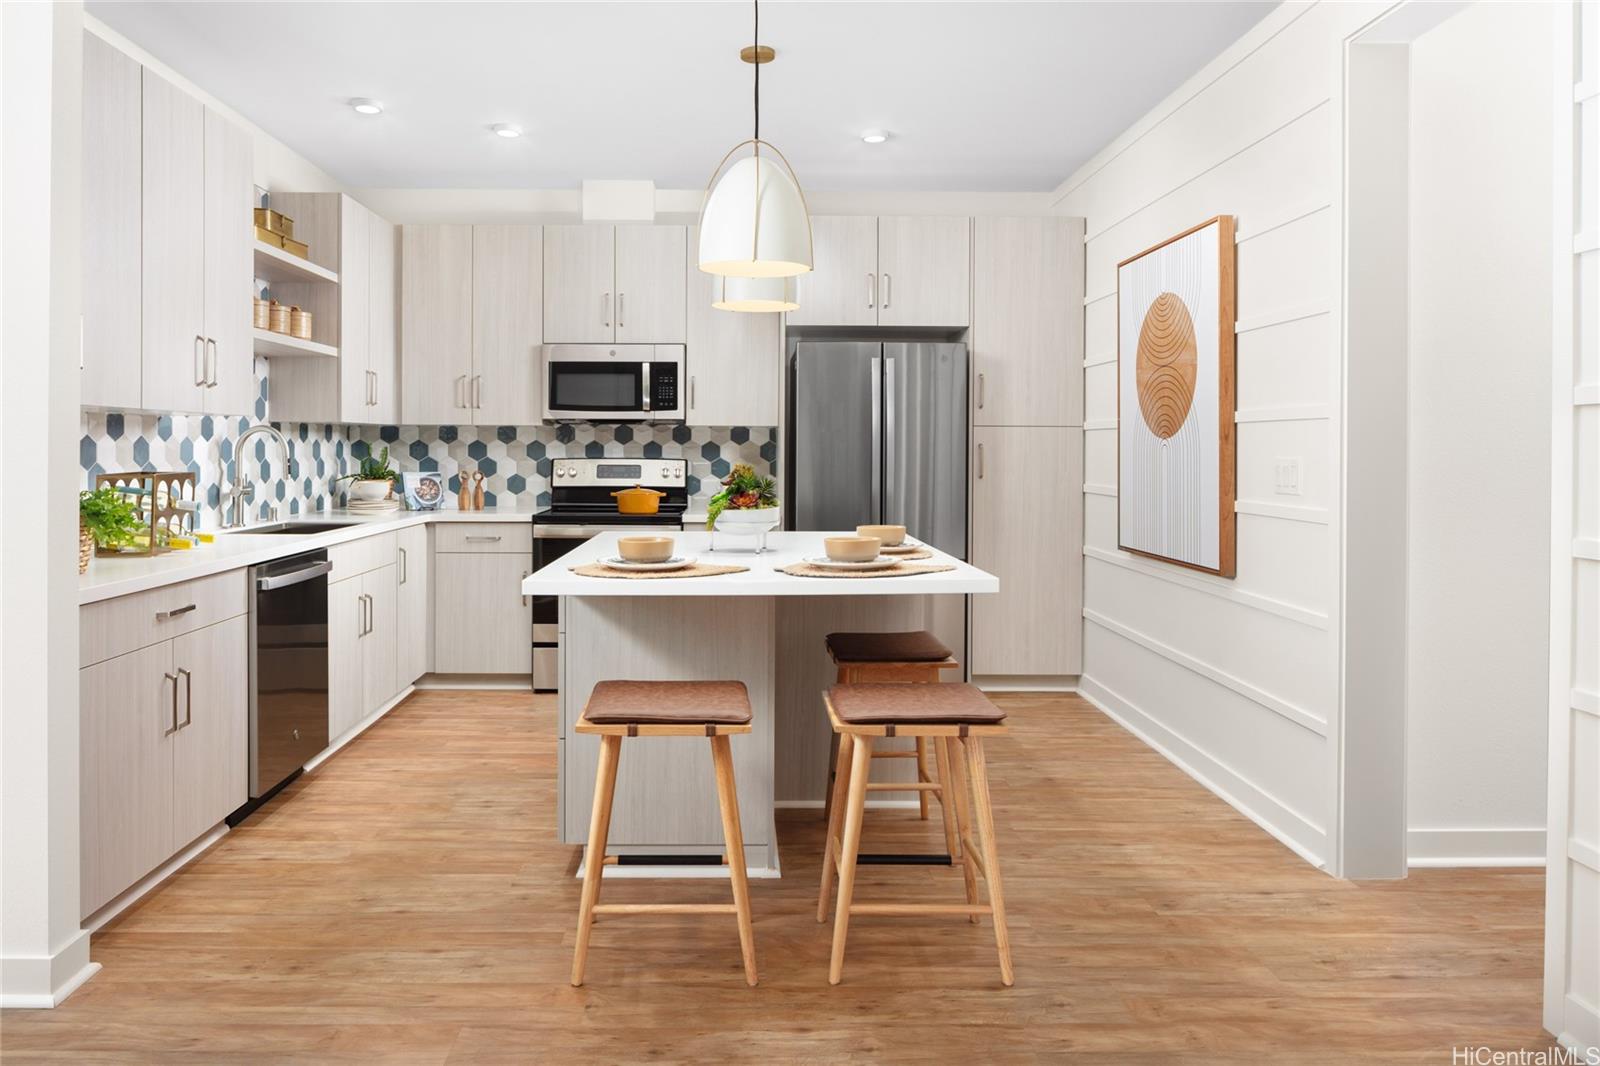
[706,463,780,553]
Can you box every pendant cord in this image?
[753,0,760,142]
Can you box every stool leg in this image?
[943,736,982,925]
[932,736,960,861]
[822,730,841,823]
[572,734,621,987]
[916,737,932,820]
[817,732,855,922]
[828,736,873,985]
[710,734,758,987]
[964,737,1013,987]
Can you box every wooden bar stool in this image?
[823,631,962,830]
[571,679,758,987]
[817,682,1013,987]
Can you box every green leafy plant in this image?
[336,445,397,484]
[705,463,778,529]
[79,486,144,549]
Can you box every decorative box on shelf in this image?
[94,471,198,557]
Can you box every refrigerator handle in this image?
[870,353,882,521]
[883,353,896,523]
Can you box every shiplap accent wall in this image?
[1546,0,1599,1053]
[1053,1,1390,869]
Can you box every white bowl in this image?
[713,506,780,533]
[350,479,392,501]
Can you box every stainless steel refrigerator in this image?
[788,341,969,558]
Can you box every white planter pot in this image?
[713,506,780,533]
[350,479,393,501]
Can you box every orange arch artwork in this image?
[1116,216,1236,577]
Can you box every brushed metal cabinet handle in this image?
[977,372,986,409]
[193,335,205,386]
[866,273,875,309]
[177,667,193,729]
[456,374,467,410]
[689,375,695,411]
[882,273,891,309]
[464,535,503,542]
[977,442,985,480]
[602,292,611,329]
[156,603,197,621]
[399,546,408,585]
[617,292,625,329]
[163,672,180,735]
[205,338,219,387]
[522,570,531,607]
[473,375,482,409]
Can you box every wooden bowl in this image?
[824,535,881,562]
[617,535,674,563]
[856,523,906,547]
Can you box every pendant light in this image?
[697,0,813,281]
[712,275,799,313]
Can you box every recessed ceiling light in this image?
[860,129,889,144]
[491,123,523,139]
[350,98,383,115]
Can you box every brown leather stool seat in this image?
[825,630,953,663]
[828,682,1006,727]
[583,679,753,725]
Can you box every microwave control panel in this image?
[649,364,679,410]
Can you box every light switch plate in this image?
[1274,457,1302,496]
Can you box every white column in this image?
[0,0,96,1008]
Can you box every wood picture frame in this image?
[1115,215,1237,577]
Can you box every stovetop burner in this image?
[533,456,689,527]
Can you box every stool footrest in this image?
[610,854,725,866]
[847,903,992,916]
[865,780,941,791]
[590,903,739,915]
[857,853,953,866]
[871,750,921,759]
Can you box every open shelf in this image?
[252,328,336,359]
[253,241,338,285]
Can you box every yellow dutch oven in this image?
[611,485,666,515]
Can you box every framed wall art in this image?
[1116,215,1237,577]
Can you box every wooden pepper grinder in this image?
[472,471,486,511]
[457,469,472,512]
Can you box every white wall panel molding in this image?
[1084,483,1118,498]
[1578,80,1599,103]
[1575,230,1599,254]
[1575,538,1600,562]
[1574,689,1599,718]
[1575,384,1600,405]
[1084,351,1116,368]
[1084,608,1328,735]
[1572,838,1600,874]
[1234,404,1330,423]
[1235,302,1331,335]
[1407,828,1547,867]
[1237,202,1333,245]
[1235,500,1331,525]
[1084,290,1115,307]
[1084,547,1330,630]
[1082,419,1118,432]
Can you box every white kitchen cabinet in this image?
[140,68,206,415]
[685,226,781,426]
[544,224,687,344]
[170,615,249,850]
[970,426,1083,677]
[396,525,432,686]
[201,108,254,417]
[81,32,143,410]
[787,215,878,327]
[336,198,371,421]
[364,566,399,715]
[972,216,1084,427]
[472,224,543,425]
[368,214,400,422]
[401,224,474,424]
[328,564,399,743]
[434,552,532,675]
[877,216,970,328]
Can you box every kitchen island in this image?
[521,530,998,875]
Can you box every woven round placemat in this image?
[880,548,933,561]
[571,562,749,580]
[778,561,956,579]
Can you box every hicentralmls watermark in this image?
[1452,1048,1600,1066]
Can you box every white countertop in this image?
[522,530,997,598]
[79,507,537,605]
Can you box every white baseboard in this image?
[84,822,230,933]
[0,930,97,1008]
[414,674,532,691]
[972,675,1080,693]
[1406,828,1546,868]
[1077,674,1329,870]
[1556,993,1600,1057]
[303,685,415,773]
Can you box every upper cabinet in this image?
[544,224,686,344]
[971,216,1084,428]
[685,226,782,426]
[400,224,542,426]
[788,215,970,328]
[81,33,142,410]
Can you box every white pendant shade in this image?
[698,150,812,278]
[713,275,797,313]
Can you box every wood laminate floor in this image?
[0,691,1554,1063]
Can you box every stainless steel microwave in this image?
[541,345,685,423]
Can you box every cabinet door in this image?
[362,566,399,715]
[201,107,254,416]
[684,227,781,426]
[970,426,1083,676]
[972,217,1083,427]
[543,224,616,343]
[141,68,206,414]
[786,215,878,327]
[327,578,366,741]
[878,216,970,328]
[400,224,474,424]
[171,615,248,848]
[80,642,175,918]
[615,225,686,343]
[434,553,532,674]
[396,525,431,685]
[81,32,143,410]
[472,224,543,425]
[338,197,372,422]
[368,214,400,424]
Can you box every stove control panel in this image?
[549,457,687,488]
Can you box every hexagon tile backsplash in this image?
[79,359,777,529]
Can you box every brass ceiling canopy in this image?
[740,44,776,64]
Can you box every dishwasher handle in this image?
[256,559,332,591]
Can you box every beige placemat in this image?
[571,562,749,580]
[779,561,956,579]
[881,548,933,561]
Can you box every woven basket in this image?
[289,307,312,339]
[269,301,291,334]
[79,521,93,574]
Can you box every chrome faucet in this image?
[225,423,291,529]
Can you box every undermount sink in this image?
[231,521,363,535]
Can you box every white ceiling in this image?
[88,1,1272,192]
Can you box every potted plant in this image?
[337,446,398,501]
[78,486,143,572]
[705,463,779,531]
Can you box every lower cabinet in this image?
[970,426,1084,677]
[434,552,532,674]
[79,613,247,918]
[396,525,431,685]
[328,564,399,742]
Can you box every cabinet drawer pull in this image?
[163,672,180,736]
[617,292,625,329]
[464,535,503,542]
[522,570,531,607]
[399,546,408,585]
[882,273,891,309]
[977,442,985,480]
[602,291,611,328]
[977,372,985,409]
[689,375,696,410]
[205,338,219,387]
[156,603,198,621]
[866,273,875,309]
[193,336,205,387]
[472,375,482,409]
[456,374,467,410]
[177,667,193,729]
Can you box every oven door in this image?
[543,345,652,421]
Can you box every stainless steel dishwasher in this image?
[231,549,332,824]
